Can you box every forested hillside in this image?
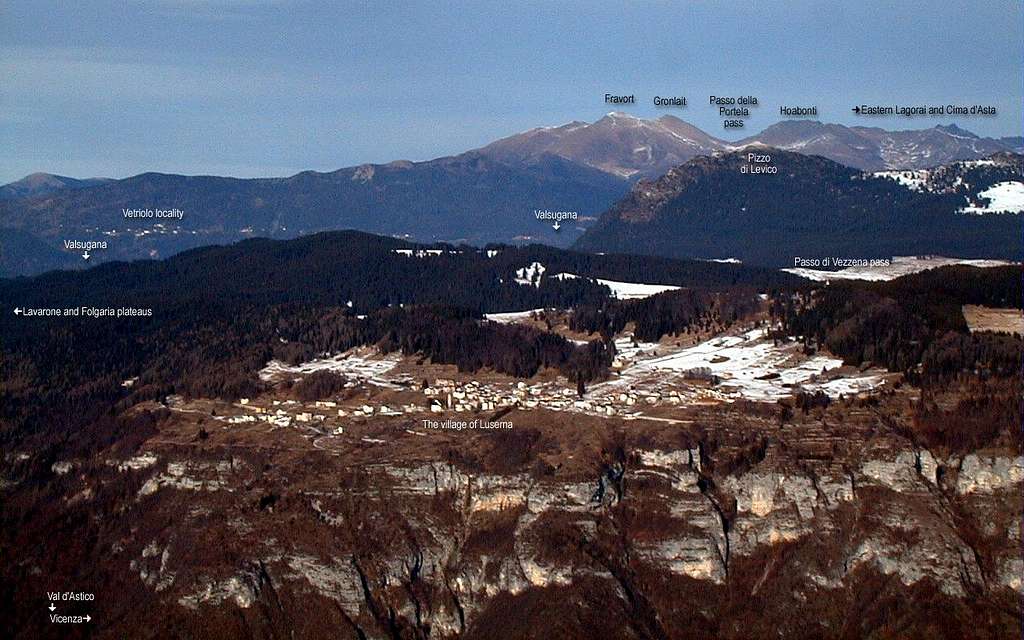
[575,150,1023,265]
[773,265,1022,384]
[0,231,795,458]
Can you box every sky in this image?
[1,0,1021,183]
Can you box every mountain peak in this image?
[602,111,641,120]
[478,113,727,179]
[22,171,62,182]
[472,114,1020,178]
[935,123,979,139]
[0,172,112,200]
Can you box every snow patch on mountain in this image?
[960,181,1024,214]
[553,273,680,299]
[484,309,545,324]
[598,327,885,402]
[873,170,931,191]
[514,262,546,286]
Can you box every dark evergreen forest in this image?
[772,265,1022,384]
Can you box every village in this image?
[197,373,691,436]
[171,323,889,441]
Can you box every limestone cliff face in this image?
[17,400,1022,639]
[99,439,1021,638]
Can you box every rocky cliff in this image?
[6,394,1019,639]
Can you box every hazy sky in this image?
[2,0,1021,182]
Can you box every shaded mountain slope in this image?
[574,150,1022,266]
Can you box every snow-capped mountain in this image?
[736,121,1014,171]
[477,112,728,179]
[479,115,1020,176]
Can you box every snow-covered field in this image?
[484,309,545,324]
[874,170,930,191]
[703,257,742,264]
[511,264,680,300]
[784,256,1015,282]
[553,272,680,299]
[960,181,1024,214]
[596,328,885,402]
[595,277,680,299]
[260,348,403,388]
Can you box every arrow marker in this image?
[14,307,22,315]
[552,221,561,231]
[48,603,55,611]
[82,250,91,260]
[85,615,91,622]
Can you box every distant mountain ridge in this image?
[7,116,1016,194]
[0,172,112,200]
[1,116,1020,277]
[0,152,629,277]
[999,136,1024,153]
[478,114,1021,176]
[478,112,727,179]
[735,121,1016,172]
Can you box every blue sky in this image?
[1,0,1021,182]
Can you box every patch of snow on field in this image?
[260,348,402,388]
[784,256,1016,282]
[514,262,546,286]
[392,248,451,258]
[705,257,742,264]
[600,328,884,402]
[554,273,680,299]
[873,170,930,191]
[597,278,680,299]
[484,309,545,324]
[960,181,1024,214]
[612,335,662,361]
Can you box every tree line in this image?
[772,265,1022,385]
[569,287,763,342]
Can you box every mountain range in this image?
[1,116,1021,276]
[736,121,1022,173]
[479,113,1024,176]
[0,153,627,276]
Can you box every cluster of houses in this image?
[421,378,689,418]
[210,373,701,435]
[224,397,423,429]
